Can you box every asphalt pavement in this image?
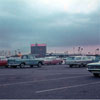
[0,65,100,99]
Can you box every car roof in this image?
[0,56,6,58]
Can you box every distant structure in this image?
[31,43,46,57]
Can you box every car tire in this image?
[13,66,17,68]
[59,61,62,65]
[81,63,86,67]
[69,65,73,68]
[93,73,99,77]
[20,63,25,68]
[78,65,81,68]
[37,62,42,68]
[5,65,8,68]
[80,63,84,67]
[30,65,34,68]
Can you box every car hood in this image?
[88,61,100,66]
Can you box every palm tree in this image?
[95,48,99,55]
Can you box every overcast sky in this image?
[0,0,100,53]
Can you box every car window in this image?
[87,56,91,59]
[82,57,87,60]
[75,57,81,60]
[22,55,28,59]
[51,58,56,60]
[67,57,75,60]
[29,55,34,59]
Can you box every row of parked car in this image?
[0,55,63,68]
[0,55,100,77]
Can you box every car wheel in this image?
[20,63,25,68]
[81,63,86,67]
[78,65,81,68]
[37,62,42,68]
[30,65,34,68]
[93,73,99,77]
[69,65,73,68]
[13,66,17,68]
[59,61,62,65]
[80,64,84,67]
[5,65,8,68]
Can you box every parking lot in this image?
[0,65,100,99]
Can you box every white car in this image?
[65,56,96,67]
[87,61,100,77]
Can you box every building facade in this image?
[31,44,46,57]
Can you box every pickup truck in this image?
[7,55,44,68]
[65,56,96,68]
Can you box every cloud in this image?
[26,0,99,14]
[0,0,99,53]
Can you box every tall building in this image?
[31,43,46,57]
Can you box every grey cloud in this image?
[0,0,99,52]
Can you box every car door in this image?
[75,57,82,64]
[22,55,30,65]
[28,55,35,65]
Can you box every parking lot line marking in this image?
[47,73,89,76]
[36,81,100,93]
[0,75,89,87]
[0,72,89,76]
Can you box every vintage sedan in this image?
[65,56,96,67]
[87,61,100,77]
[0,56,7,66]
[43,57,63,65]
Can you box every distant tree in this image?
[95,48,99,55]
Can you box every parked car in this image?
[0,56,7,66]
[87,61,100,77]
[7,55,44,68]
[65,56,96,67]
[43,56,63,65]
